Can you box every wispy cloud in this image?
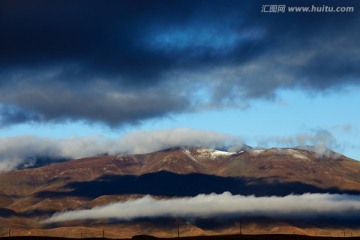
[43,192,360,223]
[256,129,341,156]
[118,128,243,154]
[0,128,243,171]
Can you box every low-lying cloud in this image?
[118,128,243,154]
[43,192,360,223]
[0,128,243,172]
[0,127,352,172]
[256,130,340,156]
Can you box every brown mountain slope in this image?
[1,147,359,197]
[0,147,359,215]
[0,147,360,238]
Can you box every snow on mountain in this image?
[193,147,240,160]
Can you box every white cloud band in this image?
[44,192,360,223]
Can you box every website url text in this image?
[261,5,355,13]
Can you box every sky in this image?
[0,0,360,170]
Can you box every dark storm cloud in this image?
[0,104,40,126]
[0,0,359,126]
[0,70,190,126]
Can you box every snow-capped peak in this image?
[195,148,240,159]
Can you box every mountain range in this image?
[0,147,360,238]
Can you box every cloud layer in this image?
[257,130,340,156]
[0,127,351,172]
[0,128,242,171]
[44,192,360,223]
[0,127,350,172]
[0,0,359,127]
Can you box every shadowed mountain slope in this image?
[37,171,360,199]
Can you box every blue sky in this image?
[0,0,359,170]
